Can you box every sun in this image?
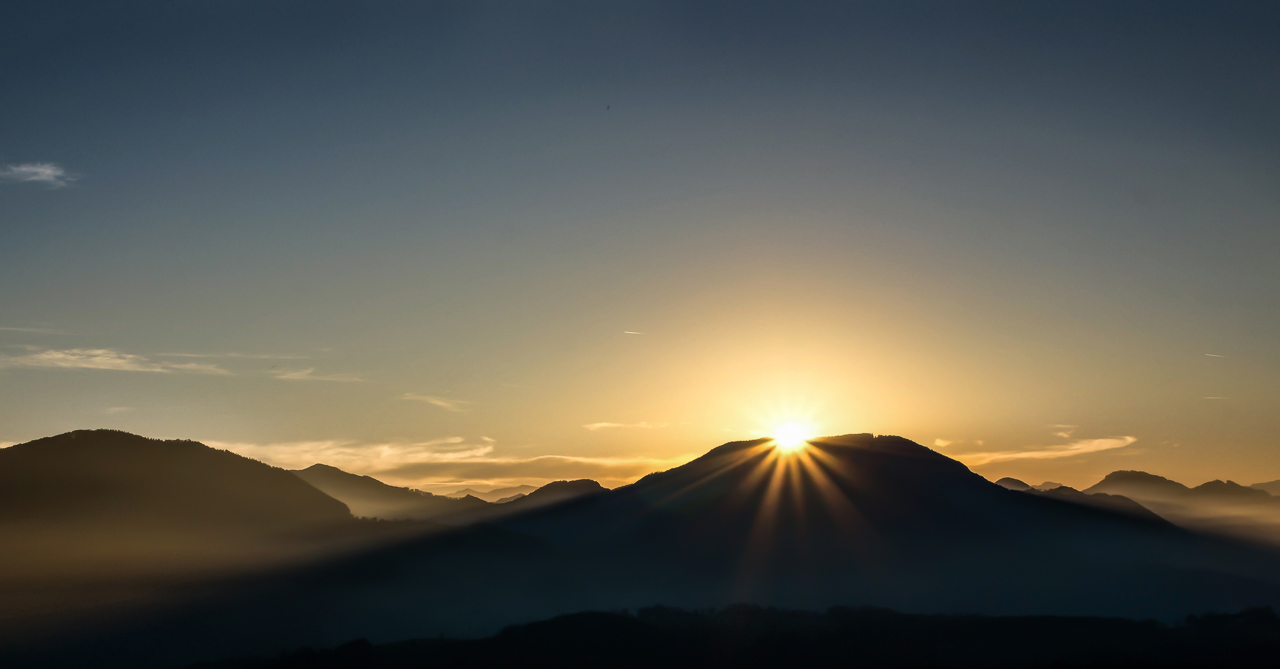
[772,423,813,453]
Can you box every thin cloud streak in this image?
[207,436,690,489]
[0,348,230,375]
[159,352,309,360]
[403,393,471,412]
[960,436,1138,466]
[271,368,362,382]
[583,421,667,431]
[0,163,77,187]
[0,326,67,334]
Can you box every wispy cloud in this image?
[0,348,230,375]
[271,368,362,382]
[623,331,644,335]
[1051,424,1078,439]
[207,437,692,490]
[0,163,77,188]
[959,436,1138,466]
[583,421,667,431]
[158,352,309,360]
[1205,353,1226,358]
[403,393,471,412]
[933,439,952,448]
[0,326,66,334]
[104,407,135,415]
[208,436,493,471]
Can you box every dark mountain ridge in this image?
[27,433,1280,668]
[292,465,605,523]
[0,430,351,534]
[292,464,488,522]
[203,605,1280,669]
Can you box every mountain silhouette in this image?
[444,485,538,502]
[1084,470,1192,501]
[1253,480,1280,496]
[994,477,1031,491]
[0,430,351,534]
[506,479,605,509]
[292,466,604,523]
[1029,486,1167,524]
[1084,470,1280,546]
[293,464,489,521]
[1191,480,1271,502]
[31,433,1280,668]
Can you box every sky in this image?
[2,0,1278,491]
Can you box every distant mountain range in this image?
[0,430,356,583]
[443,485,538,502]
[293,464,492,521]
[9,431,1280,669]
[293,463,604,523]
[995,477,1167,524]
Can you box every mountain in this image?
[994,477,1031,491]
[0,430,355,584]
[444,485,538,503]
[506,479,605,510]
[293,464,489,521]
[1029,486,1167,524]
[292,467,604,522]
[1083,470,1280,546]
[38,434,1280,668]
[1190,480,1271,502]
[0,430,351,533]
[1084,470,1191,501]
[1253,480,1280,496]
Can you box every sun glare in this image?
[772,423,813,452]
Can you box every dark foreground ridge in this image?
[200,605,1280,669]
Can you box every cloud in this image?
[271,368,362,382]
[1052,424,1078,439]
[959,436,1138,466]
[403,393,470,412]
[0,163,77,188]
[0,348,230,374]
[159,352,309,360]
[1205,354,1226,358]
[583,421,667,431]
[104,407,135,415]
[0,326,66,334]
[933,439,952,448]
[623,331,644,335]
[207,436,689,489]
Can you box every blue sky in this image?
[2,1,1278,490]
